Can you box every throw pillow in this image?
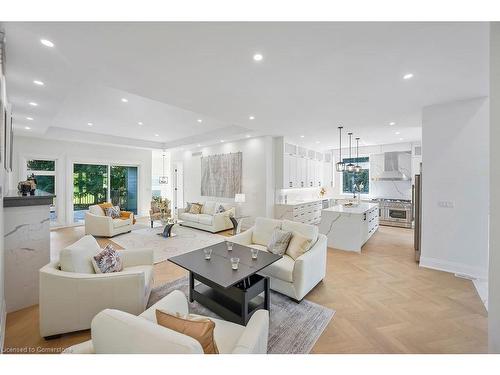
[267,228,293,255]
[188,203,203,214]
[286,231,313,260]
[91,244,123,273]
[216,204,225,213]
[105,205,121,219]
[155,310,219,354]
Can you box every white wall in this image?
[420,97,489,279]
[172,136,275,225]
[330,141,420,199]
[489,21,500,354]
[0,76,6,352]
[11,136,153,225]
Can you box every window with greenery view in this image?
[27,159,57,223]
[342,157,370,194]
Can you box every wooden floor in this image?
[3,220,488,354]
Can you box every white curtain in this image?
[201,152,242,198]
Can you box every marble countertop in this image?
[276,198,330,206]
[322,202,379,215]
[3,190,56,208]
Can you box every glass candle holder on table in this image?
[250,248,259,260]
[230,257,240,270]
[203,248,212,260]
[226,241,233,251]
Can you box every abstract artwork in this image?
[201,152,242,198]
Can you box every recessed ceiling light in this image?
[33,80,44,86]
[29,102,38,107]
[121,98,128,103]
[403,73,414,80]
[249,116,255,120]
[87,122,93,126]
[253,53,263,62]
[245,135,251,138]
[197,144,202,147]
[399,138,404,141]
[24,126,31,130]
[26,117,33,121]
[197,119,202,123]
[389,122,396,126]
[138,122,143,125]
[316,141,320,144]
[220,140,225,143]
[40,39,55,48]
[154,134,159,137]
[300,135,305,138]
[395,131,401,135]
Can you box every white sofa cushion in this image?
[113,218,131,228]
[89,205,105,216]
[59,235,101,274]
[179,212,200,223]
[198,214,214,226]
[252,217,283,246]
[201,201,216,215]
[282,219,318,249]
[260,255,295,282]
[248,244,268,252]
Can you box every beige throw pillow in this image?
[188,203,203,214]
[267,228,293,255]
[155,310,219,354]
[286,231,312,260]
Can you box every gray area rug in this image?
[148,276,335,354]
[113,226,224,264]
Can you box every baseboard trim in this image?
[0,298,6,354]
[419,256,488,280]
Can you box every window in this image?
[73,163,138,223]
[27,159,57,224]
[342,157,370,194]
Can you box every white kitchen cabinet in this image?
[297,156,307,188]
[283,153,298,188]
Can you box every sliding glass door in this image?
[73,163,108,222]
[110,166,138,214]
[73,163,138,223]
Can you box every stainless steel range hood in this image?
[371,151,411,181]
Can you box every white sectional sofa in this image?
[39,235,154,338]
[178,201,235,233]
[231,217,327,301]
[64,290,269,354]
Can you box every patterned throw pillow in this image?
[105,205,121,219]
[216,204,225,213]
[188,203,203,214]
[267,228,293,256]
[91,244,123,273]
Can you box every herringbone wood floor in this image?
[3,220,488,354]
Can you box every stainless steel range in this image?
[371,198,413,228]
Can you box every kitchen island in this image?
[318,202,379,252]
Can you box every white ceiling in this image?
[1,22,489,150]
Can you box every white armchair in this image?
[85,204,134,237]
[39,235,154,338]
[64,290,269,354]
[231,217,327,301]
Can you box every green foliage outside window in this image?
[27,160,55,171]
[342,157,370,194]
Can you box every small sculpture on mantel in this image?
[18,173,37,196]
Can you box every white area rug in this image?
[113,225,224,264]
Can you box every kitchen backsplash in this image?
[370,180,412,200]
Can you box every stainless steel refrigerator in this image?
[413,169,422,262]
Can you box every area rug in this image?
[113,226,224,264]
[147,276,335,354]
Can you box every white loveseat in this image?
[85,204,134,237]
[231,217,327,301]
[178,201,235,233]
[39,235,154,338]
[64,290,269,354]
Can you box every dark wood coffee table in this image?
[169,241,281,326]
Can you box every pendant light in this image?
[346,132,355,172]
[159,150,168,184]
[335,126,346,172]
[354,137,362,173]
